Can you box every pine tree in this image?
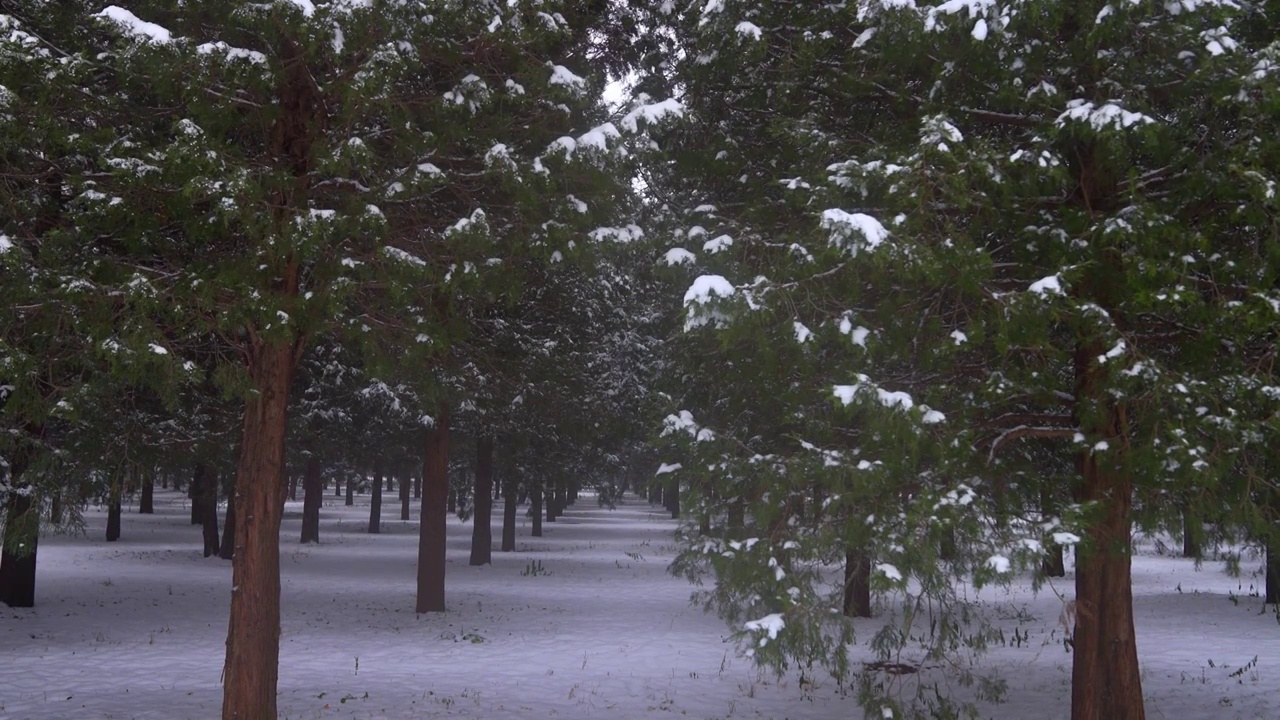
[652,1,1280,718]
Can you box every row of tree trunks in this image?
[0,454,37,608]
[369,460,383,534]
[300,456,321,545]
[416,410,450,613]
[470,436,494,566]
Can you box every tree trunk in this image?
[140,470,155,514]
[1070,342,1145,720]
[0,472,37,608]
[727,500,745,540]
[345,476,355,507]
[416,410,450,613]
[49,493,63,525]
[334,476,342,497]
[666,477,680,519]
[501,475,517,552]
[1267,532,1280,605]
[413,474,421,500]
[219,489,237,560]
[106,494,122,542]
[531,483,543,537]
[399,469,411,521]
[288,472,297,502]
[191,463,205,525]
[300,456,321,544]
[1043,542,1066,578]
[369,460,383,534]
[202,470,221,558]
[1181,505,1200,559]
[470,436,494,566]
[221,340,293,720]
[843,547,871,618]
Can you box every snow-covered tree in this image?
[1,1,664,715]
[652,1,1280,718]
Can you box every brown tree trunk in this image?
[287,472,297,502]
[221,340,293,720]
[300,456,321,544]
[531,483,543,537]
[369,460,383,534]
[106,485,123,542]
[413,474,421,499]
[1070,342,1144,720]
[140,470,155,514]
[470,436,494,566]
[416,410,450,613]
[0,467,37,608]
[202,471,220,557]
[501,475,517,552]
[345,475,355,507]
[399,468,411,521]
[666,477,679,519]
[843,547,871,618]
[1181,505,1200,558]
[1267,541,1280,605]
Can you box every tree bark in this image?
[300,456,321,544]
[1070,341,1145,720]
[369,460,383,534]
[501,475,517,552]
[49,492,63,525]
[413,474,421,499]
[0,467,37,608]
[843,547,871,618]
[333,476,342,497]
[470,436,494,566]
[221,340,293,720]
[666,477,680,519]
[288,471,297,502]
[106,493,122,542]
[202,470,221,558]
[1267,531,1280,605]
[345,475,355,507]
[416,410,450,613]
[531,483,543,537]
[399,468,411,521]
[140,470,155,514]
[1181,505,1200,558]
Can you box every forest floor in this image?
[1,489,1277,719]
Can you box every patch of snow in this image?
[96,6,172,43]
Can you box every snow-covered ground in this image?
[1,490,1276,719]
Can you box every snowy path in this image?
[1,490,1277,719]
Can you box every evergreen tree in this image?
[652,1,1280,718]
